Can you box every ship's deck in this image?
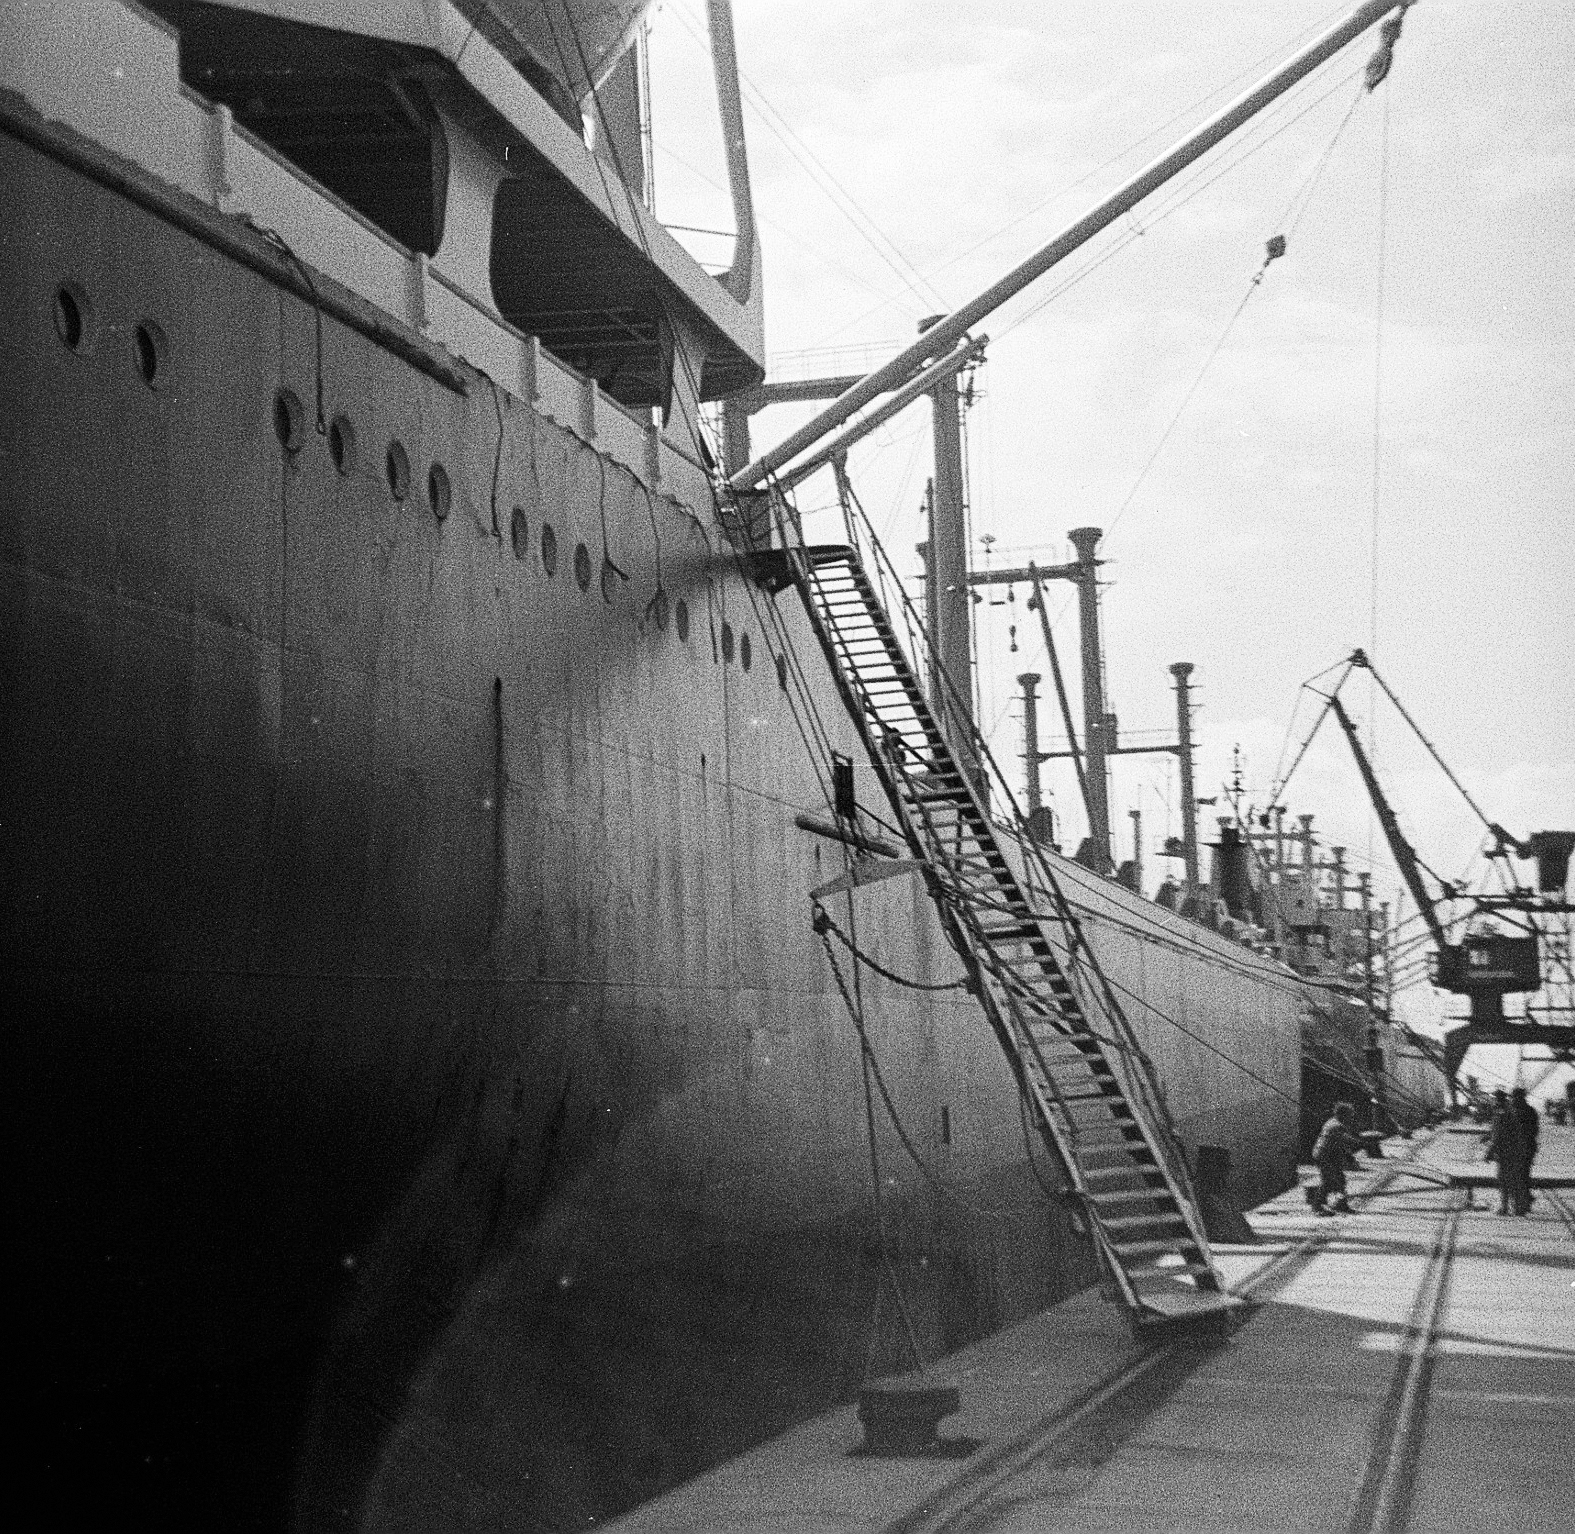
[609,1123,1575,1531]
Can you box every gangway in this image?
[769,497,1234,1327]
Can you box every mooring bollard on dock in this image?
[857,1378,961,1455]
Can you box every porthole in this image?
[274,389,305,453]
[675,598,689,641]
[541,523,558,575]
[740,631,752,671]
[386,440,410,500]
[428,463,451,520]
[776,654,788,691]
[574,542,592,591]
[53,283,93,353]
[328,415,357,476]
[133,321,167,388]
[721,622,734,663]
[510,507,528,560]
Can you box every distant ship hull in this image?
[6,106,1319,1530]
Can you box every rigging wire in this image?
[807,0,1361,347]
[1266,654,1358,805]
[840,890,926,1374]
[1364,661,1505,838]
[1106,262,1273,545]
[1367,82,1393,878]
[816,918,1059,1221]
[970,60,1372,751]
[651,139,900,304]
[816,905,969,993]
[1105,77,1369,556]
[994,57,1365,345]
[663,0,948,315]
[1267,657,1359,807]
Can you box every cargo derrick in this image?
[1308,652,1575,1096]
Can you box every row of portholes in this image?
[272,387,454,520]
[53,282,168,388]
[55,281,792,686]
[268,370,782,681]
[501,503,775,680]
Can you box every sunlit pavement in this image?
[958,1125,1575,1532]
[609,1125,1574,1532]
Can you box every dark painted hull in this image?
[5,123,1303,1528]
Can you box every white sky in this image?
[644,1,1573,1066]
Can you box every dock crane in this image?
[1276,650,1575,1095]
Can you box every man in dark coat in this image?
[1311,1102,1362,1216]
[1511,1087,1540,1215]
[1484,1089,1527,1215]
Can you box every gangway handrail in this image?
[789,479,1207,1220]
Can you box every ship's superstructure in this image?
[3,1,1439,1528]
[1187,799,1448,1145]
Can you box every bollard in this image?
[857,1378,960,1455]
[1194,1145,1254,1243]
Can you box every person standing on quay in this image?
[1511,1087,1540,1215]
[1484,1089,1527,1216]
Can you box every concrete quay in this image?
[609,1124,1575,1532]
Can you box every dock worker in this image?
[1311,1102,1362,1216]
[1512,1087,1540,1215]
[1484,1089,1528,1216]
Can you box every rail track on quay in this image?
[901,1131,1575,1534]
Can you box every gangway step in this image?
[1101,1214,1192,1234]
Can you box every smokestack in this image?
[1129,807,1143,897]
[1213,821,1252,921]
[1170,662,1199,893]
[1019,673,1043,816]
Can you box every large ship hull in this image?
[4,110,1311,1529]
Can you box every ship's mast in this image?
[924,318,975,760]
[1069,527,1111,867]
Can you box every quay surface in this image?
[610,1123,1575,1532]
